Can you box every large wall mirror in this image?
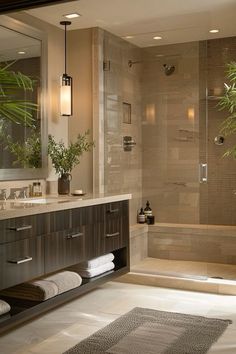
[0,15,47,180]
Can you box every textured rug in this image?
[63,307,232,354]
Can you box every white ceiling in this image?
[27,0,236,47]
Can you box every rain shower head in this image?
[163,64,175,76]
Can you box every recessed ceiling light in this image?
[18,51,26,55]
[209,29,219,33]
[153,36,162,40]
[63,13,81,19]
[125,36,134,39]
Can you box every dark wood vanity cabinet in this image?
[0,200,129,289]
[0,199,129,333]
[45,201,129,271]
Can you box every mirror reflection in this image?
[0,25,41,169]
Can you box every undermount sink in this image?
[15,198,70,204]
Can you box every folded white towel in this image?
[0,299,11,316]
[44,271,82,294]
[77,261,115,278]
[79,253,114,269]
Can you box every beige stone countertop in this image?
[0,193,132,220]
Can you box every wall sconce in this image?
[60,20,72,116]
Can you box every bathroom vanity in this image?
[0,194,131,333]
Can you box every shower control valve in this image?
[123,136,136,151]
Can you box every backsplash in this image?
[0,180,46,199]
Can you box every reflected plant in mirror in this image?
[0,61,40,168]
[0,18,46,180]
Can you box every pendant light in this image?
[60,20,72,116]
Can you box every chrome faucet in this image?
[0,189,7,201]
[6,187,29,200]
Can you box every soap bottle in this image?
[144,200,152,220]
[138,208,146,224]
[33,182,42,197]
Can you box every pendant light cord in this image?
[64,23,67,74]
[60,21,71,75]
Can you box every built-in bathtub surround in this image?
[148,223,236,265]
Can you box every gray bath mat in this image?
[63,307,231,354]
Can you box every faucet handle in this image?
[23,188,28,198]
[18,187,28,199]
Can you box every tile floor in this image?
[0,281,236,353]
[118,257,236,295]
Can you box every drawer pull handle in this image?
[8,225,32,232]
[66,232,83,239]
[107,208,119,214]
[7,256,33,264]
[106,232,120,238]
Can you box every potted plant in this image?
[218,61,236,158]
[48,130,94,194]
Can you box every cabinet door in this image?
[0,237,44,290]
[84,222,105,259]
[45,227,85,273]
[104,201,129,253]
[84,201,129,259]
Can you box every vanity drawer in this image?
[0,213,48,244]
[104,200,129,253]
[44,226,85,273]
[0,236,44,290]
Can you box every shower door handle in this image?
[199,163,207,183]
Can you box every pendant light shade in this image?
[60,21,72,116]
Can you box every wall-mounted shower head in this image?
[163,64,175,76]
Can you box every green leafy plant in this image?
[48,130,94,177]
[218,62,236,158]
[0,120,41,168]
[0,61,38,127]
[4,131,41,168]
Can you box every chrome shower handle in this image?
[199,163,208,183]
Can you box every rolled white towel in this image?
[44,271,82,294]
[79,253,114,269]
[0,299,11,316]
[77,261,115,278]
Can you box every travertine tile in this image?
[2,281,236,354]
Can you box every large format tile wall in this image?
[103,31,142,225]
[141,42,200,224]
